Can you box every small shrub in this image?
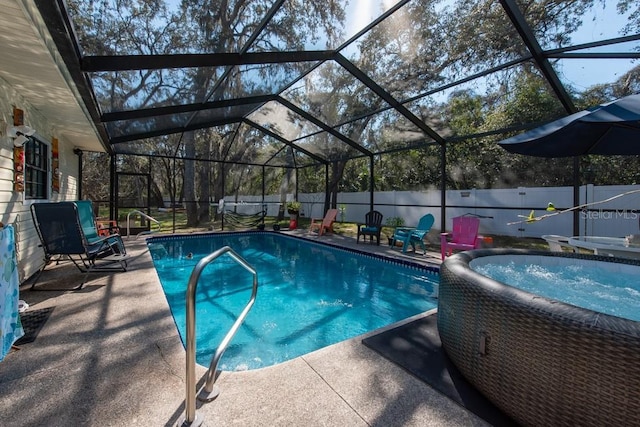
[385,216,405,227]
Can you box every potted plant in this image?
[286,201,301,215]
[339,204,346,222]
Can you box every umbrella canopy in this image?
[498,94,640,157]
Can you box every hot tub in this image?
[438,249,640,427]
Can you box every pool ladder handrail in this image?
[179,246,258,427]
[125,210,162,239]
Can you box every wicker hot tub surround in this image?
[438,249,640,427]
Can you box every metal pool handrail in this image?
[125,210,161,239]
[179,246,258,427]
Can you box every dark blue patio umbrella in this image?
[498,93,640,157]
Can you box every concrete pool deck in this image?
[0,230,490,426]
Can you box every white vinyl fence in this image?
[225,185,640,238]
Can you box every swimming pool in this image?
[148,232,439,370]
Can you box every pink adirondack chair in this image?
[309,209,338,236]
[440,216,481,260]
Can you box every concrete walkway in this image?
[0,231,489,427]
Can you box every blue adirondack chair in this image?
[391,213,435,254]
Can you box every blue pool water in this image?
[471,255,640,321]
[148,232,439,370]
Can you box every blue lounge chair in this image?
[391,213,435,254]
[30,202,129,290]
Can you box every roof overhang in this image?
[0,0,106,152]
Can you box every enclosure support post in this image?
[172,157,176,233]
[440,143,447,232]
[110,153,117,221]
[74,148,84,200]
[573,156,580,236]
[262,166,266,228]
[324,163,330,213]
[146,160,152,219]
[369,155,374,212]
[295,167,299,201]
[261,166,265,203]
[221,170,226,231]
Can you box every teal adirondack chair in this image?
[391,213,435,254]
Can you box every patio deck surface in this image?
[0,230,490,427]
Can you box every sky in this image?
[555,2,638,91]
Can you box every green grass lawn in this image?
[103,209,549,251]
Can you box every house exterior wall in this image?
[0,76,80,282]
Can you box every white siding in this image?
[0,76,80,282]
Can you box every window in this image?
[24,137,49,199]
